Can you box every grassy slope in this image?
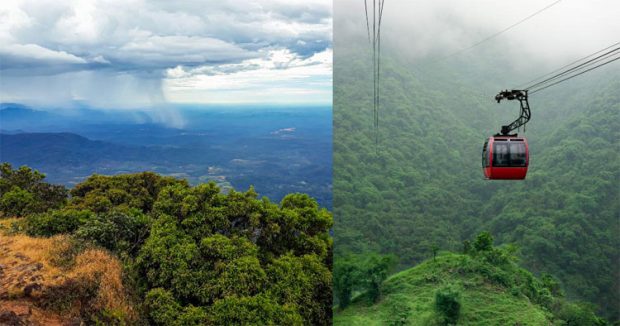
[334,253,551,326]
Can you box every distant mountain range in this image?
[1,103,54,127]
[0,132,187,166]
[0,103,158,131]
[0,103,332,208]
[0,132,208,190]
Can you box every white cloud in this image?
[91,55,109,64]
[162,48,332,104]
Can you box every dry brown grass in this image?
[0,234,68,290]
[70,248,136,319]
[0,233,136,323]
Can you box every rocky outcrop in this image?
[0,234,134,325]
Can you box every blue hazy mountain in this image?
[0,104,332,208]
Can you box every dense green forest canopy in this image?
[333,43,620,321]
[0,164,333,325]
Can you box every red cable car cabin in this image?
[482,136,529,180]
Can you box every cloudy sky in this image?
[336,0,620,69]
[0,0,332,108]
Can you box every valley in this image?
[0,105,332,208]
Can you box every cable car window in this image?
[493,142,526,167]
[493,143,510,167]
[482,141,489,167]
[510,143,527,166]
[509,143,527,166]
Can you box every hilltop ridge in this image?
[335,234,607,325]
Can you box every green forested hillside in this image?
[333,44,620,321]
[335,233,606,325]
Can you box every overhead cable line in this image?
[437,0,563,61]
[364,0,385,152]
[515,41,620,89]
[377,0,385,147]
[528,54,619,94]
[373,0,376,147]
[505,41,620,94]
[521,44,620,91]
[364,0,371,42]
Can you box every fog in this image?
[336,0,620,68]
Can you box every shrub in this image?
[75,209,150,256]
[177,306,208,326]
[69,172,187,213]
[333,256,359,309]
[462,240,472,254]
[0,163,67,216]
[216,255,267,297]
[0,186,35,217]
[473,231,493,252]
[144,288,209,326]
[435,284,461,325]
[209,295,303,325]
[362,253,398,304]
[551,300,608,326]
[541,273,563,297]
[145,288,182,325]
[267,254,332,324]
[25,209,94,236]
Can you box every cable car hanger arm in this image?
[494,89,531,136]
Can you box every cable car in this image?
[482,136,528,179]
[483,89,531,180]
